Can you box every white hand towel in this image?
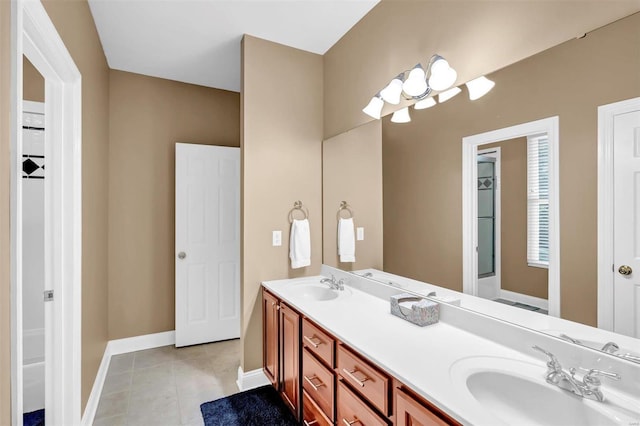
[338,217,356,263]
[289,219,311,269]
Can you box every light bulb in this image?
[466,76,495,100]
[390,107,411,123]
[362,95,384,119]
[402,65,428,97]
[380,75,404,105]
[414,97,436,110]
[438,87,461,103]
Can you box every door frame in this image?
[11,1,82,425]
[462,116,560,317]
[597,97,640,331]
[476,147,501,300]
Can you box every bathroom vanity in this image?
[262,267,640,426]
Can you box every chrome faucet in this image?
[532,346,621,402]
[320,274,345,291]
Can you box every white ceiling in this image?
[88,0,380,92]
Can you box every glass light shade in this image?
[380,77,403,105]
[402,65,428,97]
[466,76,495,100]
[414,97,436,110]
[362,96,384,119]
[438,87,461,103]
[428,66,457,91]
[430,56,450,75]
[390,107,411,123]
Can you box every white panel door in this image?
[175,143,240,347]
[613,109,640,337]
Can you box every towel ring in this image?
[337,201,353,221]
[288,200,309,223]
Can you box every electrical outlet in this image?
[357,227,364,241]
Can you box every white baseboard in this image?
[81,344,111,426]
[108,330,175,355]
[236,366,270,391]
[500,289,548,310]
[81,331,175,426]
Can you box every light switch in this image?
[357,227,365,241]
[272,230,282,246]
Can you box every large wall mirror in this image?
[322,13,640,361]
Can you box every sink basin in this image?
[450,356,640,426]
[284,282,351,301]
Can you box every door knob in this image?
[618,265,632,276]
[178,251,186,260]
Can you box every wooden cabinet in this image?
[262,290,279,387]
[302,348,334,421]
[395,388,449,426]
[302,390,332,426]
[337,380,389,426]
[280,302,300,416]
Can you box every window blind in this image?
[527,134,549,268]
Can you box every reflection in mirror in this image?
[322,12,640,362]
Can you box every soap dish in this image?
[390,293,439,327]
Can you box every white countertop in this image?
[262,271,640,425]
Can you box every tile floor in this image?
[93,339,241,426]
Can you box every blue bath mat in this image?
[24,409,44,426]
[200,385,297,426]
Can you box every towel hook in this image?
[288,200,309,223]
[337,201,354,221]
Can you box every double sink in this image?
[276,277,640,425]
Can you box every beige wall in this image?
[108,70,240,339]
[324,1,640,139]
[382,13,640,326]
[41,0,111,410]
[23,57,45,103]
[323,120,383,271]
[241,35,323,372]
[483,139,548,300]
[0,1,11,422]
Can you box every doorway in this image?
[598,96,640,337]
[477,148,501,300]
[11,2,82,425]
[462,117,560,317]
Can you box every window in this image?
[527,134,549,268]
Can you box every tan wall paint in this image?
[40,0,111,410]
[23,57,44,103]
[382,13,640,326]
[108,70,240,339]
[483,139,548,300]
[1,1,11,422]
[324,1,640,139]
[323,120,383,271]
[241,35,323,372]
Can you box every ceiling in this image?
[88,0,380,92]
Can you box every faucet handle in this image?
[532,346,561,368]
[579,367,621,382]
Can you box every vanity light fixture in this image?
[390,107,411,123]
[414,97,437,110]
[427,55,458,91]
[438,87,462,103]
[362,94,385,119]
[380,74,404,105]
[402,64,429,98]
[466,76,495,100]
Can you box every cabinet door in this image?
[262,290,279,387]
[280,302,300,417]
[395,388,448,426]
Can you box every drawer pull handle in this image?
[342,368,370,387]
[304,420,318,426]
[342,417,361,426]
[303,374,326,391]
[304,335,322,348]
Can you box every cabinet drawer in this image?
[337,345,390,415]
[302,348,334,421]
[395,387,452,426]
[303,390,332,426]
[337,380,388,426]
[302,318,335,367]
